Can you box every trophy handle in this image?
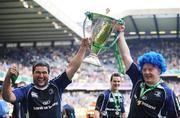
[83,16,87,38]
[83,11,94,38]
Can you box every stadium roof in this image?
[0,0,180,47]
[0,0,81,46]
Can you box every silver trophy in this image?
[83,11,124,67]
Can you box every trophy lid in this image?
[85,11,125,25]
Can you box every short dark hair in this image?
[110,73,121,81]
[32,61,50,74]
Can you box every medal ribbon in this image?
[140,79,162,98]
[112,92,120,115]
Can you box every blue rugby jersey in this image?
[13,72,71,118]
[0,99,9,117]
[95,89,125,118]
[127,63,180,118]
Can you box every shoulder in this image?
[0,100,8,106]
[103,89,111,94]
[118,92,124,97]
[50,71,70,82]
[13,83,33,93]
[26,83,34,89]
[159,82,176,100]
[97,90,111,100]
[160,82,173,94]
[102,89,111,97]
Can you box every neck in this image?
[111,89,118,93]
[145,79,162,87]
[34,84,48,90]
[146,82,156,86]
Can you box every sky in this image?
[34,0,180,37]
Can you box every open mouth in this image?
[37,78,45,83]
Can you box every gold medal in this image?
[137,100,142,106]
[115,110,119,115]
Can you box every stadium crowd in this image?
[0,38,179,117]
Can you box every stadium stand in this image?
[0,38,179,117]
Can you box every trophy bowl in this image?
[83,11,124,67]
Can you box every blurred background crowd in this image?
[0,38,179,117]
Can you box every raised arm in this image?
[2,65,17,103]
[116,25,133,71]
[66,38,90,80]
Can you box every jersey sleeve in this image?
[13,84,31,103]
[51,71,71,93]
[95,94,104,111]
[167,92,180,118]
[174,96,180,117]
[126,63,142,85]
[120,95,125,113]
[0,101,9,116]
